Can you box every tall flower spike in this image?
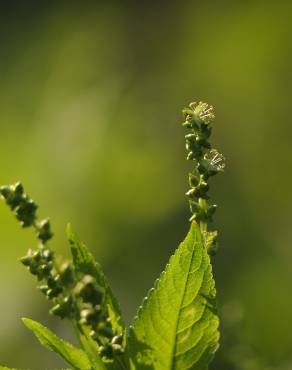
[182,101,225,255]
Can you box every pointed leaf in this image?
[128,222,219,370]
[22,318,92,370]
[67,224,124,335]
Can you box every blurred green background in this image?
[0,1,291,369]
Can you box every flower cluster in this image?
[21,247,123,357]
[75,274,124,358]
[0,182,53,243]
[182,102,225,254]
[21,248,76,316]
[0,182,124,360]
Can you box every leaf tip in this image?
[21,317,29,324]
[21,317,33,328]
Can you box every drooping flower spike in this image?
[0,183,124,360]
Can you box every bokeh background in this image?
[0,1,291,369]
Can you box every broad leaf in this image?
[67,224,124,335]
[128,222,219,370]
[22,318,92,370]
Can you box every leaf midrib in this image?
[168,232,202,370]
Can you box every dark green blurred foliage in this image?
[0,1,291,369]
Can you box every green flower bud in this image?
[41,249,54,261]
[75,275,103,305]
[206,204,217,222]
[38,263,53,277]
[32,250,41,262]
[20,249,36,266]
[29,261,40,275]
[188,173,200,187]
[36,219,53,243]
[59,263,75,286]
[186,144,203,159]
[50,296,74,319]
[89,329,96,338]
[0,185,11,199]
[181,120,193,129]
[14,182,24,196]
[112,343,124,354]
[99,345,113,359]
[79,304,101,325]
[185,133,197,141]
[46,286,62,299]
[89,330,104,346]
[20,255,32,267]
[50,303,62,316]
[47,276,57,289]
[0,183,24,209]
[189,201,201,217]
[111,334,123,345]
[186,181,209,200]
[186,151,196,161]
[15,199,37,227]
[47,275,61,293]
[96,320,114,338]
[39,285,49,295]
[7,193,23,210]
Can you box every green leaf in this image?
[22,318,92,370]
[67,224,124,335]
[128,222,219,370]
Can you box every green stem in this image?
[199,198,207,234]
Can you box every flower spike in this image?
[182,101,225,254]
[0,182,124,360]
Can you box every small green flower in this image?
[183,101,215,128]
[199,149,225,177]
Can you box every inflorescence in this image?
[0,183,124,360]
[182,101,225,255]
[0,182,53,242]
[0,103,222,357]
